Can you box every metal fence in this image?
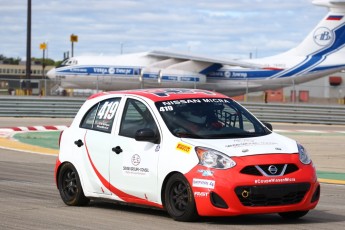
[1,96,344,125]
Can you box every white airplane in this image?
[47,0,345,96]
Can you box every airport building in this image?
[251,74,345,104]
[0,63,54,95]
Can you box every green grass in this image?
[13,131,61,150]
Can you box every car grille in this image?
[235,183,310,207]
[240,164,299,176]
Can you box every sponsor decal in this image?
[123,154,150,177]
[131,154,141,166]
[192,178,215,189]
[159,99,231,112]
[254,177,296,184]
[194,191,209,198]
[225,139,277,148]
[143,89,216,97]
[161,98,230,106]
[122,166,150,176]
[197,169,214,177]
[176,142,192,154]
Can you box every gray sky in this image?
[0,0,327,61]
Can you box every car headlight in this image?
[297,143,311,165]
[195,147,236,169]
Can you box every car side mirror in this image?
[262,122,273,131]
[135,128,160,144]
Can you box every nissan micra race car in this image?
[55,88,320,221]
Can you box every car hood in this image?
[181,132,298,157]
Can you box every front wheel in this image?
[164,173,198,222]
[57,162,89,206]
[279,210,309,220]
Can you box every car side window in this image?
[119,99,158,138]
[80,98,121,133]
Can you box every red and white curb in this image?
[0,125,68,138]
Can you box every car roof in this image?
[87,88,229,102]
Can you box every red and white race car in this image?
[55,88,320,221]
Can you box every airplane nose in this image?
[46,68,56,79]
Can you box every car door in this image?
[79,97,121,195]
[109,97,161,203]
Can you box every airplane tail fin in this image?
[289,0,345,56]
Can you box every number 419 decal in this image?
[97,101,119,120]
[159,106,174,112]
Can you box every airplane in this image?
[47,0,345,96]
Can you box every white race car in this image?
[55,88,320,221]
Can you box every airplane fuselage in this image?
[47,0,345,96]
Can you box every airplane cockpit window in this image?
[58,58,78,67]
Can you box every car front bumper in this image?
[185,153,320,217]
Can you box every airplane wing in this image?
[147,50,262,69]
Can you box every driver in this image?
[177,106,223,132]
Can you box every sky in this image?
[0,0,327,62]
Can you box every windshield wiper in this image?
[204,132,261,139]
[175,131,202,138]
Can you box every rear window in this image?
[80,98,121,133]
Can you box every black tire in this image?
[57,162,89,206]
[279,210,309,220]
[164,173,198,222]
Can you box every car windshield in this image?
[156,98,270,139]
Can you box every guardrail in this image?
[0,96,84,118]
[0,96,345,125]
[242,102,345,125]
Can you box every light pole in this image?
[40,42,47,96]
[26,0,32,95]
[70,34,78,57]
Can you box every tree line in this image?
[0,54,61,66]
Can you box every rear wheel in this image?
[164,173,198,222]
[58,162,89,206]
[279,210,309,220]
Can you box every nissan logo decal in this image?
[268,165,278,175]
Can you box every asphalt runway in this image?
[0,118,345,229]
